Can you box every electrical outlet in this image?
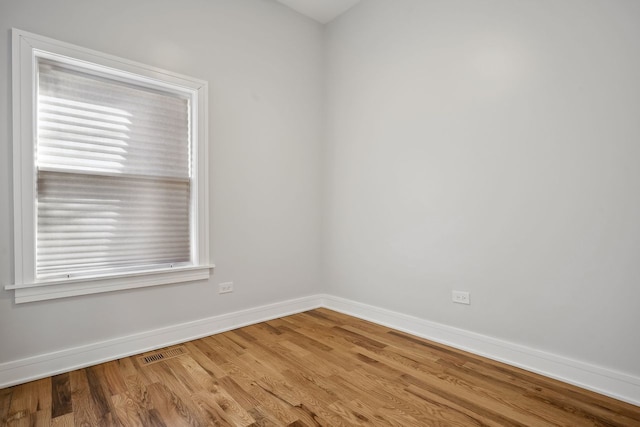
[218,282,234,294]
[452,290,470,305]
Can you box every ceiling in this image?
[276,0,361,24]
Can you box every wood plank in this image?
[51,373,73,418]
[69,369,100,427]
[219,361,299,425]
[144,363,214,426]
[172,356,255,425]
[145,382,197,427]
[50,413,74,427]
[0,388,12,426]
[85,365,123,426]
[111,392,150,427]
[29,409,51,427]
[5,379,45,426]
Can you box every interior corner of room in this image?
[0,0,639,411]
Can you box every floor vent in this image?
[138,346,187,365]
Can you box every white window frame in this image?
[7,29,212,303]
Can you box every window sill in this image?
[5,265,214,304]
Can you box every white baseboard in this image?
[320,294,640,407]
[0,294,322,389]
[2,293,638,407]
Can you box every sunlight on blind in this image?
[36,60,192,277]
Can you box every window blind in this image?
[36,61,192,277]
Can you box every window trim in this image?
[9,29,212,303]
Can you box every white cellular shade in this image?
[36,60,193,278]
[38,61,190,178]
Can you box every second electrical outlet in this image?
[452,290,470,305]
[219,282,234,294]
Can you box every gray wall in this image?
[0,0,324,363]
[323,0,640,376]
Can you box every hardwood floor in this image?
[1,308,639,426]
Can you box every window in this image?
[8,29,212,303]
